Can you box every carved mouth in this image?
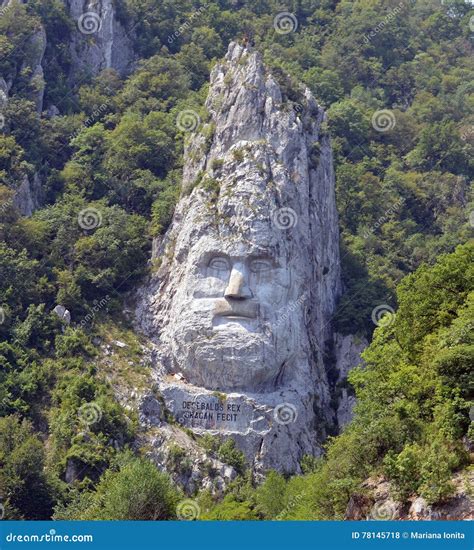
[213,299,258,319]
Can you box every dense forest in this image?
[0,0,472,520]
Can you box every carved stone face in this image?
[168,235,305,391]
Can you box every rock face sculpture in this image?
[137,42,343,473]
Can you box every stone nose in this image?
[224,266,253,299]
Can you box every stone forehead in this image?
[173,195,303,263]
[184,234,282,259]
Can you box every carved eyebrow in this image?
[199,248,276,264]
[248,250,276,262]
[246,247,275,257]
[199,251,229,264]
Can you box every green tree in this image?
[255,471,287,518]
[0,415,53,519]
[57,456,180,520]
[204,494,257,520]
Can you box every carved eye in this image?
[250,259,272,273]
[208,257,230,272]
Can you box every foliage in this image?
[55,454,180,520]
[0,415,54,519]
[216,439,246,476]
[203,495,257,520]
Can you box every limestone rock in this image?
[345,472,474,520]
[138,423,237,496]
[64,0,134,80]
[53,304,71,325]
[334,333,367,427]
[138,394,164,427]
[136,42,356,474]
[13,173,43,217]
[64,458,82,484]
[45,104,60,118]
[22,26,47,113]
[409,497,431,520]
[112,339,127,348]
[0,78,8,108]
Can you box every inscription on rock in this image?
[177,400,244,429]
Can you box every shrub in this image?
[57,455,181,520]
[232,148,244,162]
[0,415,54,519]
[204,495,257,520]
[211,158,224,171]
[217,439,246,475]
[255,471,287,518]
[383,445,423,501]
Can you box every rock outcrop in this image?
[64,0,134,80]
[1,0,134,216]
[0,1,47,113]
[12,172,43,217]
[334,333,368,427]
[0,2,46,215]
[21,25,47,114]
[136,42,353,474]
[345,472,474,520]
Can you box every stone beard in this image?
[169,234,308,393]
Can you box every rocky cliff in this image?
[136,42,358,476]
[1,0,134,215]
[64,0,134,80]
[0,0,47,215]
